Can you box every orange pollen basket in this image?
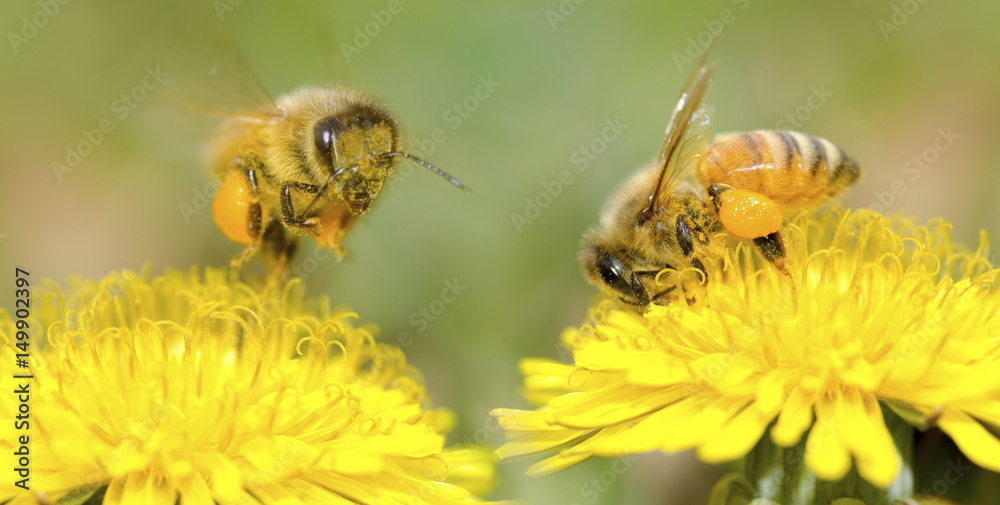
[717,188,783,239]
[212,171,254,245]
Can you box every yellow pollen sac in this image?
[212,171,253,245]
[718,189,783,239]
[312,202,356,258]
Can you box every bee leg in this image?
[675,216,696,257]
[753,232,792,279]
[614,271,650,308]
[279,181,323,234]
[675,215,710,281]
[634,268,677,306]
[229,165,265,275]
[674,214,712,304]
[690,257,708,283]
[650,285,677,305]
[706,183,733,210]
[708,183,790,279]
[259,219,299,285]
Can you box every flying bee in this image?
[580,50,860,309]
[149,0,465,274]
[208,85,464,271]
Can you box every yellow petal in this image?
[550,384,691,428]
[574,341,693,385]
[203,453,242,501]
[771,385,814,446]
[526,452,591,476]
[698,402,775,462]
[176,472,214,505]
[755,370,792,417]
[937,409,1000,473]
[495,426,593,460]
[110,473,177,505]
[659,395,752,452]
[805,395,851,481]
[838,390,897,487]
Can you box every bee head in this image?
[580,239,652,308]
[313,107,400,214]
[312,106,464,215]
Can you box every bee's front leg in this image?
[279,181,323,234]
[279,180,355,259]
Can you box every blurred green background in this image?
[2,1,999,503]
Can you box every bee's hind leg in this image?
[753,232,791,279]
[259,219,299,286]
[228,165,266,281]
[707,183,791,279]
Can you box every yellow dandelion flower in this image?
[0,267,497,505]
[493,209,1000,494]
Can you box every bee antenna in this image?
[386,152,466,190]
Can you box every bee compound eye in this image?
[313,117,342,154]
[597,254,635,298]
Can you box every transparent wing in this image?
[140,0,277,117]
[668,75,714,191]
[644,58,715,217]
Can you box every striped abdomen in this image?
[698,130,860,208]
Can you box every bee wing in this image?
[645,59,715,217]
[149,1,279,118]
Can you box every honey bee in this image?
[580,50,860,309]
[208,85,463,271]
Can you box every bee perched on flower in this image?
[580,48,859,309]
[0,268,498,505]
[494,208,1000,503]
